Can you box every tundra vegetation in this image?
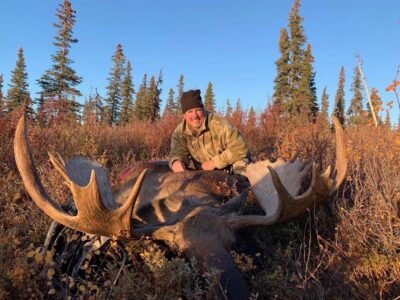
[0,107,399,299]
[0,0,399,298]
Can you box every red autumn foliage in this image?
[0,108,399,298]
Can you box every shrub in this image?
[0,110,399,298]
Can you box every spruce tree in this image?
[320,86,329,120]
[0,74,4,114]
[225,98,233,118]
[347,66,364,125]
[272,28,290,106]
[104,44,125,126]
[163,88,176,117]
[82,89,104,123]
[302,44,318,116]
[369,88,382,124]
[82,98,95,124]
[272,0,317,118]
[82,90,103,125]
[37,0,82,117]
[231,98,245,128]
[36,95,46,126]
[247,106,257,129]
[175,74,184,114]
[7,48,32,115]
[333,67,346,125]
[92,89,104,123]
[204,81,216,112]
[133,74,148,121]
[119,61,134,125]
[153,70,163,120]
[384,110,391,128]
[147,75,161,121]
[288,0,306,113]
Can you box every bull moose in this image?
[14,116,347,299]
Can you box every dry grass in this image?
[0,109,399,299]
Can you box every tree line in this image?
[271,0,390,127]
[0,0,392,127]
[0,0,219,126]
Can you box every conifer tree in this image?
[119,61,134,125]
[231,98,245,129]
[153,70,163,120]
[384,110,391,128]
[225,98,233,119]
[204,81,216,112]
[85,89,104,123]
[320,87,329,120]
[93,89,104,123]
[347,66,364,125]
[273,28,290,106]
[7,48,32,115]
[333,67,346,125]
[147,75,161,121]
[369,88,382,124]
[288,0,306,105]
[163,88,176,117]
[247,106,257,129]
[82,90,104,125]
[175,74,184,114]
[82,98,95,124]
[301,44,318,116]
[0,74,4,114]
[36,96,47,126]
[273,0,317,118]
[133,74,148,121]
[104,44,125,126]
[37,0,82,117]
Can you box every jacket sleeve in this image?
[168,127,191,169]
[210,121,249,169]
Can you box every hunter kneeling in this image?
[169,89,251,175]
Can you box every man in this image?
[168,89,251,175]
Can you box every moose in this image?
[14,116,347,299]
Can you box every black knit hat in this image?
[181,89,203,114]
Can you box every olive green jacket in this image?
[168,112,250,170]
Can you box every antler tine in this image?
[14,117,146,237]
[331,116,347,192]
[268,116,347,222]
[48,152,72,188]
[65,167,147,237]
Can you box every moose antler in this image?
[227,116,347,229]
[15,116,346,236]
[14,117,147,237]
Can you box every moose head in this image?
[14,116,347,299]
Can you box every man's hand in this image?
[201,160,216,171]
[171,160,186,172]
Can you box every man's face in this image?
[184,108,205,131]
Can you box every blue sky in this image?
[0,0,399,120]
